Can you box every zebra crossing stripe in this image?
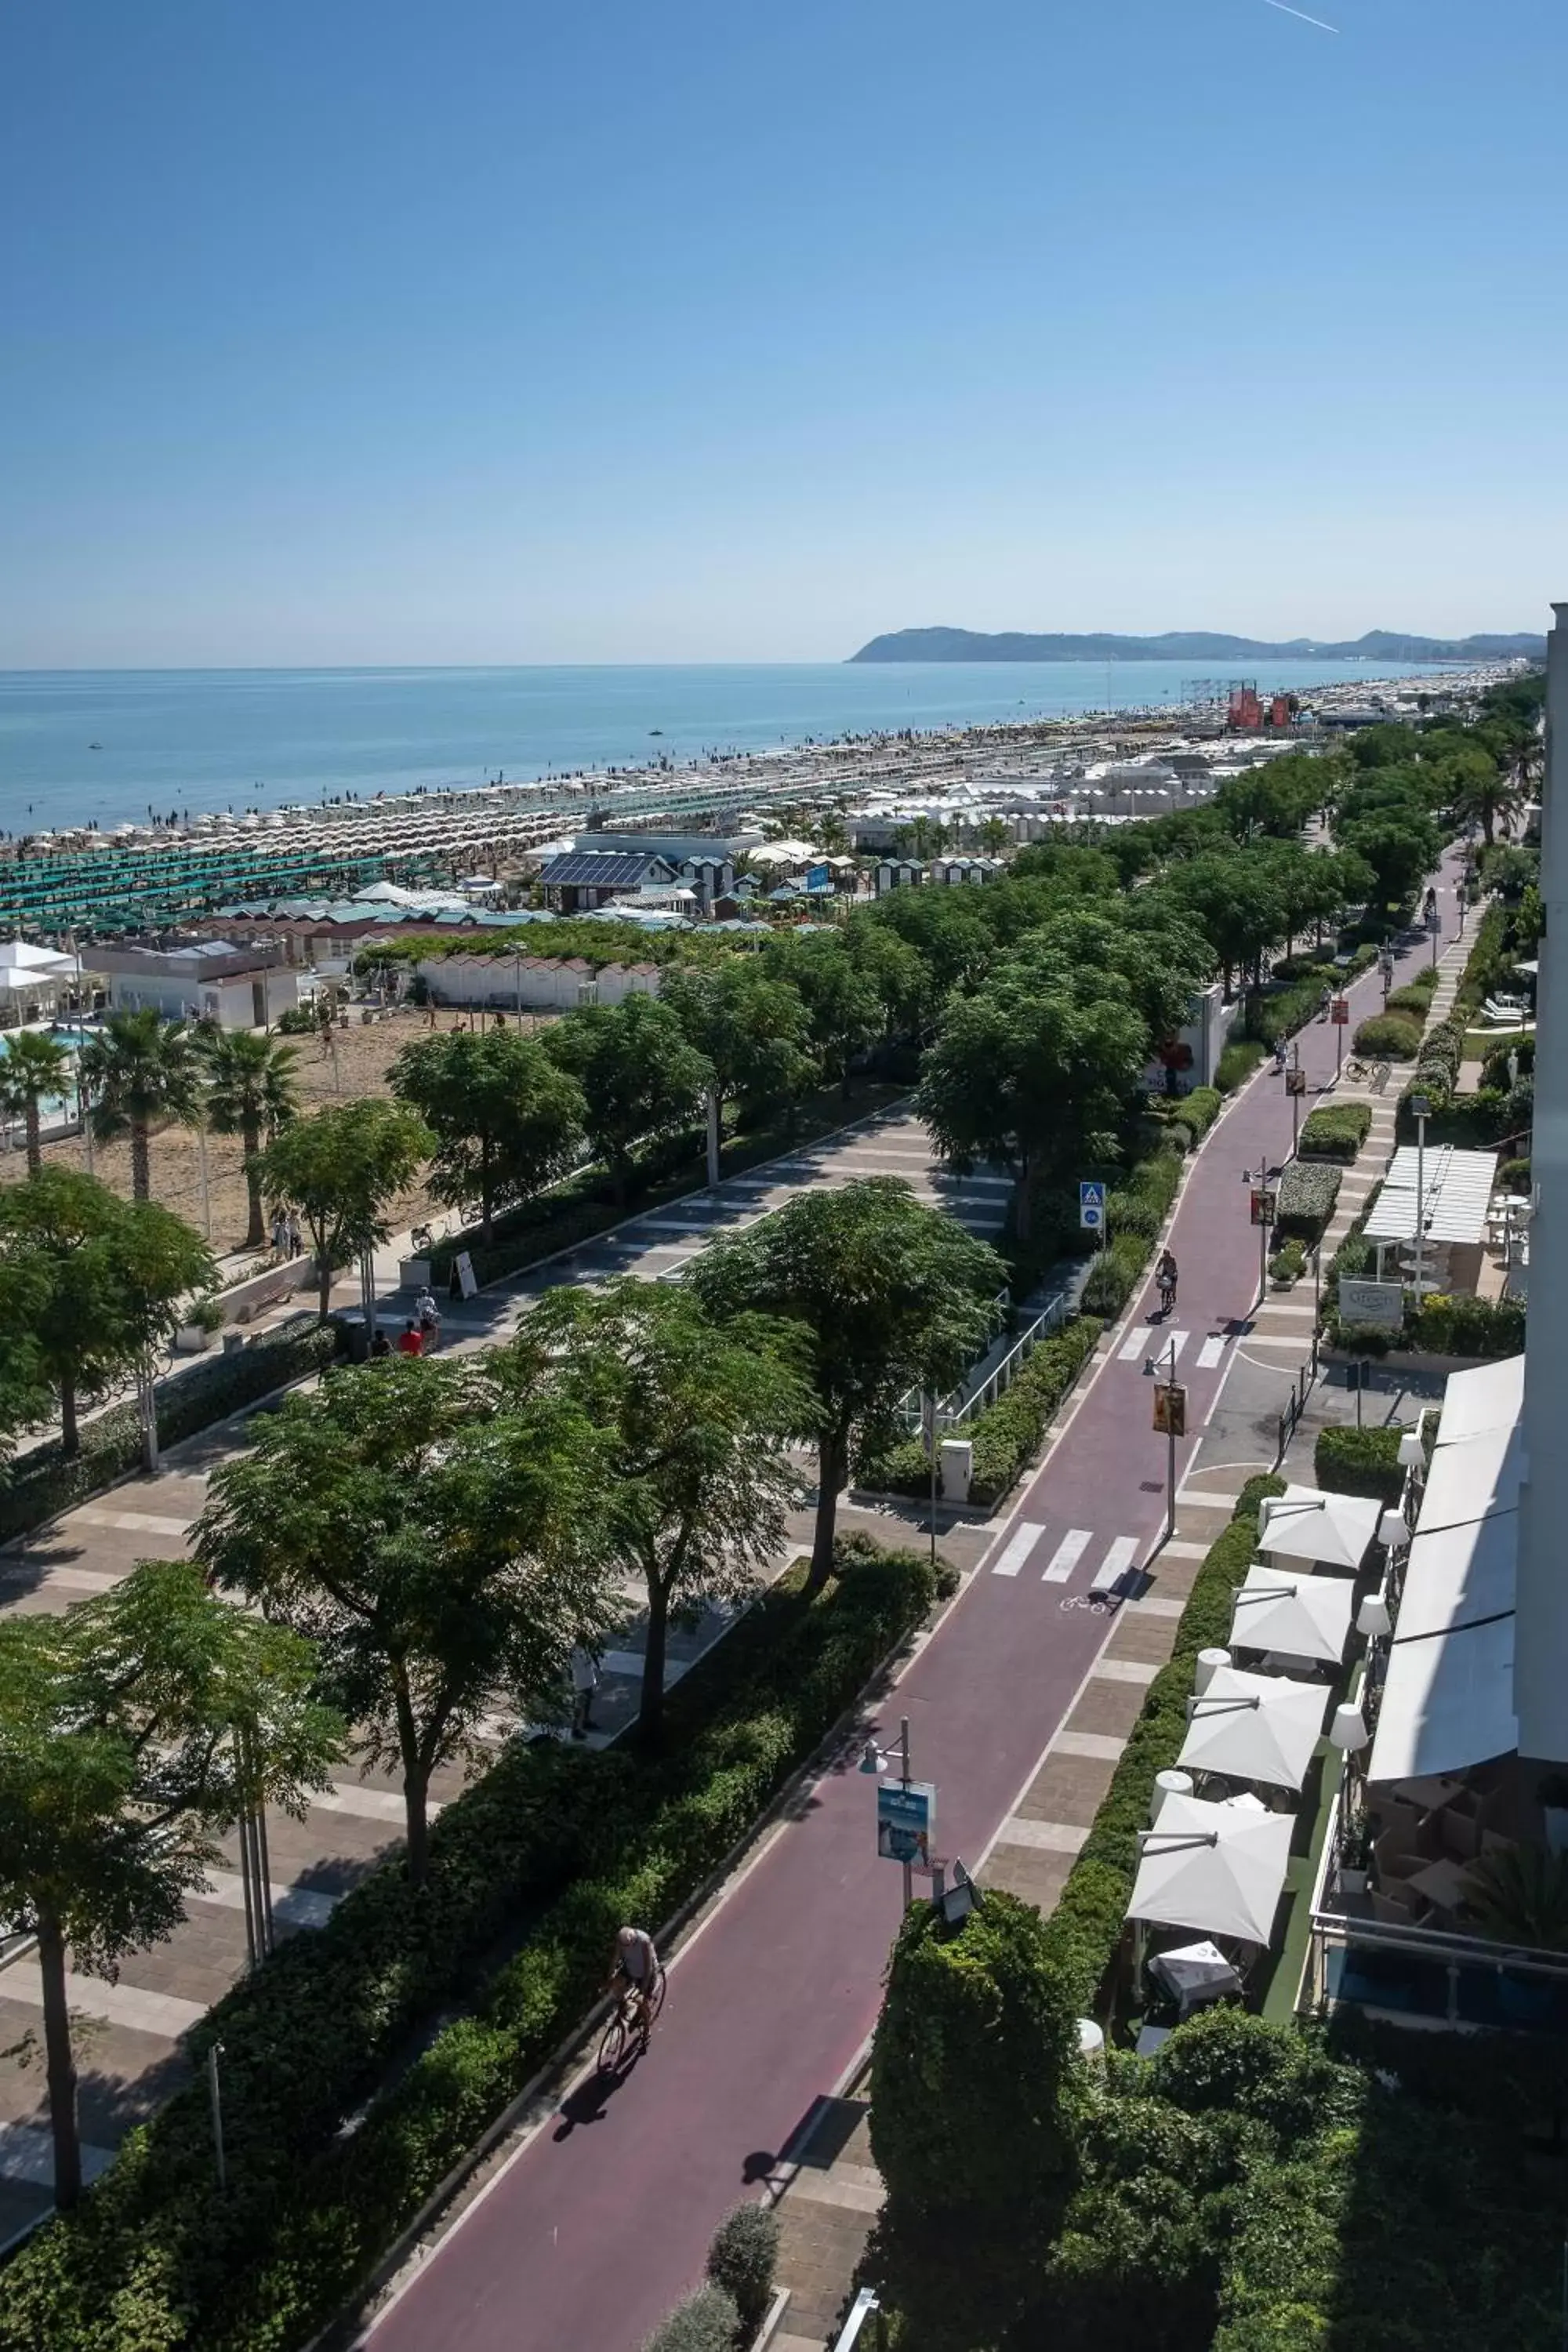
[1041,1530,1092,1583]
[1196,1335,1226,1369]
[1117,1327,1149,1361]
[1089,1536,1142,1595]
[990,1525,1041,1577]
[1121,1327,1189,1365]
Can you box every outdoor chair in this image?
[1370,1885,1428,1928]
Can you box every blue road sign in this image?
[1079,1180,1107,1232]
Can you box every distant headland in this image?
[848,626,1547,665]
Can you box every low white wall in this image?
[413,956,663,1010]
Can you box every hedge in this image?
[1181,1086,1222,1138]
[1298,1102,1370,1163]
[1315,1423,1407,1503]
[0,1316,339,1544]
[1215,1040,1265,1093]
[643,2286,741,2352]
[1409,1290,1526,1359]
[1352,1011,1422,1059]
[1385,982,1436,1015]
[1274,1160,1341,1245]
[1036,1479,1284,2017]
[858,1316,1104,1509]
[0,1544,936,2352]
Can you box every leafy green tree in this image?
[1165,850,1285,996]
[0,1031,72,1177]
[762,932,884,1095]
[1212,753,1324,842]
[1336,812,1442,914]
[390,1025,584,1241]
[198,1027,303,1247]
[515,1282,810,1742]
[916,950,1149,1238]
[194,1356,609,1882]
[79,1008,203,1201]
[661,963,816,1179]
[689,1178,1003,1585]
[252,1098,433,1321]
[1441,742,1527,847]
[111,1198,218,1470]
[855,891,992,1011]
[0,1559,340,2206]
[0,1168,134,1456]
[543,993,710,1205]
[869,1890,1083,2350]
[978,816,1011,857]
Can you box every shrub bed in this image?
[0,1317,339,1544]
[1315,1423,1408,1503]
[859,1317,1103,1509]
[1385,982,1436,1015]
[1352,1011,1423,1060]
[1298,1102,1371,1162]
[1036,1481,1283,2017]
[1275,1160,1341,1245]
[0,1547,935,2352]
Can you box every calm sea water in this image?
[0,660,1402,833]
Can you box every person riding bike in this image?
[607,1926,660,2038]
[1156,1249,1178,1314]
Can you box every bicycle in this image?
[1157,1278,1177,1317]
[597,1964,667,2072]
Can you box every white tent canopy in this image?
[1229,1564,1355,1666]
[1432,1356,1524,1446]
[1363,1145,1499,1247]
[1369,1613,1517,1784]
[1127,1793,1294,1946]
[1177,1664,1330,1792]
[1257,1485,1381,1572]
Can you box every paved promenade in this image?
[362,862,1465,2352]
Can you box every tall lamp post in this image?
[1410,1091,1430,1305]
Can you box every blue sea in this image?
[0,660,1406,833]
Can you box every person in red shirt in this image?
[396,1320,423,1357]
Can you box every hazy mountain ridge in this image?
[849,626,1546,665]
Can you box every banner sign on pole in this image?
[1079,1181,1106,1233]
[877,1780,936,1866]
[1152,1383,1187,1437]
[1250,1189,1277,1229]
[1338,1278,1405,1330]
[1331,996,1351,1026]
[1286,1067,1307,1097]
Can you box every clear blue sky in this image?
[2,0,1562,665]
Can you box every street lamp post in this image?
[862,1717,916,1911]
[1414,1101,1429,1298]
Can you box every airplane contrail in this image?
[1261,0,1339,27]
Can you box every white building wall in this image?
[413,956,662,1010]
[1514,606,1563,1759]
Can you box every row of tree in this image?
[0,1172,1004,2201]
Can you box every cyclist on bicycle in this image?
[1156,1249,1178,1314]
[608,1926,660,2036]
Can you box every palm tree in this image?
[1468,1843,1568,1951]
[79,1008,202,1202]
[0,1030,71,1176]
[978,816,1011,858]
[199,1028,303,1247]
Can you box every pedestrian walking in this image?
[416,1287,441,1351]
[270,1207,287,1255]
[569,1645,601,1739]
[287,1211,303,1259]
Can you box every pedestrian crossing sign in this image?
[1079,1181,1107,1232]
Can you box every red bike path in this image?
[368,862,1460,2352]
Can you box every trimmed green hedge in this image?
[1275,1160,1341,1245]
[1181,1087,1222,1138]
[0,1546,935,2352]
[1036,1479,1283,2017]
[859,1316,1104,1510]
[1386,982,1435,1015]
[1352,1011,1422,1059]
[1298,1102,1370,1162]
[0,1316,339,1544]
[1315,1423,1407,1503]
[1410,1290,1526,1359]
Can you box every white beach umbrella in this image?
[1127,1793,1294,1946]
[1228,1566,1355,1666]
[1176,1665,1329,1793]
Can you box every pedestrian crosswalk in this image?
[989,1524,1145,1591]
[1118,1326,1189,1365]
[1196,1335,1226,1369]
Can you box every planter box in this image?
[219,1256,315,1327]
[173,1325,215,1355]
